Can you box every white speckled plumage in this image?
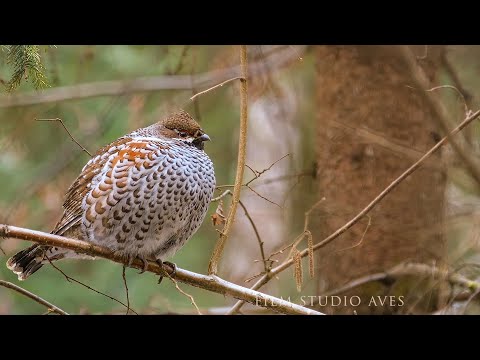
[7,110,215,280]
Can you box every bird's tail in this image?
[6,244,48,281]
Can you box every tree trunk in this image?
[314,46,447,314]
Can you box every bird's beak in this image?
[197,133,211,142]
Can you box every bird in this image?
[7,110,216,281]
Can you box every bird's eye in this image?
[179,131,188,138]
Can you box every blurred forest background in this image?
[1,45,480,315]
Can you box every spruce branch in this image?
[3,45,49,92]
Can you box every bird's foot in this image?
[137,256,149,274]
[156,260,177,284]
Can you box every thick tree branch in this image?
[0,225,322,315]
[228,107,480,314]
[0,279,69,315]
[208,45,249,275]
[0,45,305,108]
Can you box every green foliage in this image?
[2,45,49,92]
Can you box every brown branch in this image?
[164,271,202,315]
[211,190,232,202]
[46,255,138,314]
[208,45,249,276]
[398,45,480,186]
[212,190,267,272]
[190,76,244,101]
[0,279,69,315]
[318,262,480,300]
[257,171,315,186]
[0,45,306,108]
[0,225,322,315]
[441,49,473,113]
[35,118,92,157]
[238,199,268,272]
[122,266,131,315]
[424,85,469,116]
[227,106,480,314]
[245,153,290,186]
[245,185,282,208]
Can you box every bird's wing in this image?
[52,136,135,235]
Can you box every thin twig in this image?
[190,76,244,101]
[212,190,232,202]
[0,279,69,315]
[399,45,480,186]
[36,118,92,157]
[238,199,267,272]
[208,45,249,276]
[257,171,314,186]
[426,85,469,116]
[405,84,470,118]
[227,106,480,314]
[46,256,138,314]
[0,225,322,315]
[122,266,131,315]
[441,49,473,115]
[245,185,282,208]
[164,271,202,315]
[318,262,480,301]
[245,153,290,186]
[330,215,371,255]
[244,198,325,286]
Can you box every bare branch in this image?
[0,279,69,315]
[245,153,290,186]
[245,185,282,208]
[46,255,137,314]
[208,46,249,276]
[164,271,202,315]
[399,45,480,186]
[258,170,315,186]
[329,215,371,255]
[190,76,244,101]
[0,45,307,108]
[35,118,92,157]
[441,49,473,115]
[0,224,322,315]
[238,199,267,272]
[212,190,232,202]
[228,106,480,314]
[122,266,131,315]
[319,262,480,301]
[213,190,267,272]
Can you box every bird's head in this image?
[160,110,211,150]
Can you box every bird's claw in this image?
[137,257,149,274]
[156,260,177,284]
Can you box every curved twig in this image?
[0,279,69,315]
